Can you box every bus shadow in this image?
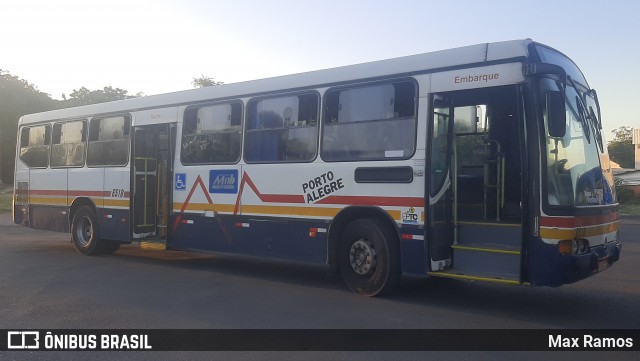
[110,245,344,292]
[387,276,636,328]
[97,244,635,329]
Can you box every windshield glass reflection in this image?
[540,78,615,206]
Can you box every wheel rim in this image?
[349,238,377,275]
[75,216,93,248]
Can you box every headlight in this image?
[557,240,574,255]
[557,239,589,255]
[576,239,589,254]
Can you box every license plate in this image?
[597,258,609,272]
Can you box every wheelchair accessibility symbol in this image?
[175,173,187,190]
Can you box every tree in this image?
[60,86,141,107]
[0,70,56,183]
[608,126,634,169]
[0,75,141,183]
[192,75,224,88]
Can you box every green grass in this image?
[0,183,12,213]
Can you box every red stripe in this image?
[235,172,422,208]
[29,189,75,196]
[540,213,619,228]
[316,195,425,207]
[234,172,306,214]
[260,194,306,203]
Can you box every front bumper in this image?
[528,239,622,287]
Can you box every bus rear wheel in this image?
[337,218,400,296]
[71,206,102,255]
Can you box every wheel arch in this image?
[68,197,97,227]
[327,206,400,271]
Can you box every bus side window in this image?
[181,102,242,165]
[244,93,318,163]
[87,116,131,166]
[51,120,86,168]
[321,81,416,162]
[19,125,51,168]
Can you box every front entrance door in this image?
[427,85,524,284]
[427,95,454,271]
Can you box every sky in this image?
[1,0,639,138]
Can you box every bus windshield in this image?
[539,71,616,207]
[535,44,616,207]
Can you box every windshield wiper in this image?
[567,76,603,151]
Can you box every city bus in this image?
[13,39,621,296]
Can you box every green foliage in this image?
[0,70,56,183]
[614,177,640,204]
[0,69,142,183]
[192,75,224,88]
[608,126,634,169]
[60,86,141,107]
[616,186,637,204]
[0,183,11,213]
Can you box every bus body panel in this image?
[133,107,178,126]
[529,236,621,286]
[29,167,67,232]
[99,167,131,242]
[169,213,329,263]
[430,63,525,93]
[530,213,621,286]
[12,132,29,225]
[169,159,427,266]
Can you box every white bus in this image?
[13,39,621,295]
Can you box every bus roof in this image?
[19,39,534,125]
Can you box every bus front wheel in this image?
[337,218,400,296]
[71,206,102,256]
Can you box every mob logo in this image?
[209,170,239,194]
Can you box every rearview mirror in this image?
[546,91,566,138]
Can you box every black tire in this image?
[337,218,400,296]
[71,206,102,255]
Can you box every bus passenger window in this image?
[87,116,131,166]
[181,102,242,164]
[321,81,417,162]
[19,125,51,168]
[51,120,86,167]
[244,93,318,163]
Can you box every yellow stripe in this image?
[452,245,520,255]
[28,197,129,208]
[103,199,130,207]
[428,271,523,285]
[29,197,67,206]
[387,210,401,221]
[173,202,236,213]
[173,202,402,221]
[540,222,619,240]
[140,241,166,251]
[457,221,521,228]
